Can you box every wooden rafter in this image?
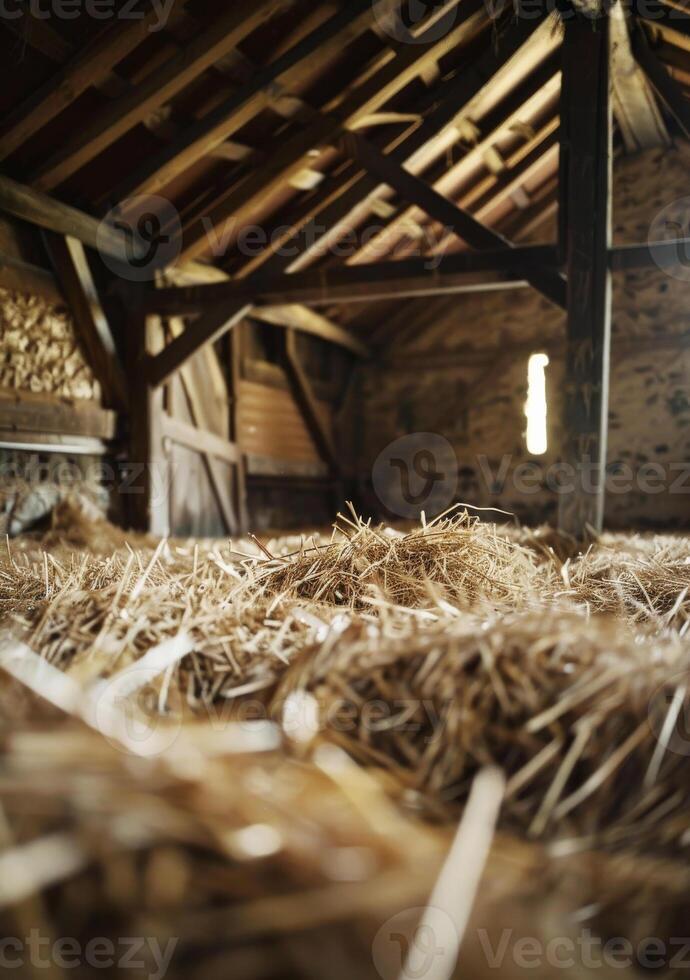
[176,0,484,263]
[610,3,669,150]
[428,119,560,257]
[341,130,567,309]
[32,1,290,191]
[43,232,127,411]
[0,1,164,161]
[343,51,560,269]
[156,6,546,382]
[103,0,378,206]
[632,23,690,135]
[235,12,548,280]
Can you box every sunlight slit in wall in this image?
[525,353,549,456]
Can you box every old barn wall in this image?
[357,143,690,529]
[0,250,107,532]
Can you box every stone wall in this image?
[355,143,690,530]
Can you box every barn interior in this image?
[0,0,689,977]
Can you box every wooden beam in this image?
[176,0,483,262]
[611,238,690,269]
[125,303,168,534]
[148,302,250,388]
[632,1,690,39]
[0,2,163,162]
[141,246,558,313]
[558,12,613,538]
[0,174,142,265]
[610,4,669,151]
[160,414,239,464]
[140,237,685,317]
[150,263,368,383]
[342,130,567,309]
[341,51,561,271]
[0,389,116,439]
[43,233,127,411]
[250,305,370,358]
[229,324,249,533]
[282,329,339,475]
[154,12,541,372]
[426,121,560,262]
[235,12,549,279]
[103,0,377,205]
[31,1,289,191]
[632,24,690,136]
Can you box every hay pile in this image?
[0,719,447,980]
[278,610,690,853]
[1,503,690,977]
[250,508,542,610]
[566,536,690,632]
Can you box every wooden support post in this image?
[229,325,249,534]
[125,296,169,535]
[558,12,613,538]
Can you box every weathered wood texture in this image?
[558,14,613,537]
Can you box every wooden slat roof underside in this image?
[1,0,688,350]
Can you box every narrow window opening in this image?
[525,353,549,456]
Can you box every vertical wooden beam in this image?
[558,12,613,538]
[229,325,249,533]
[125,294,169,535]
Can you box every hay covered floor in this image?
[1,501,689,979]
